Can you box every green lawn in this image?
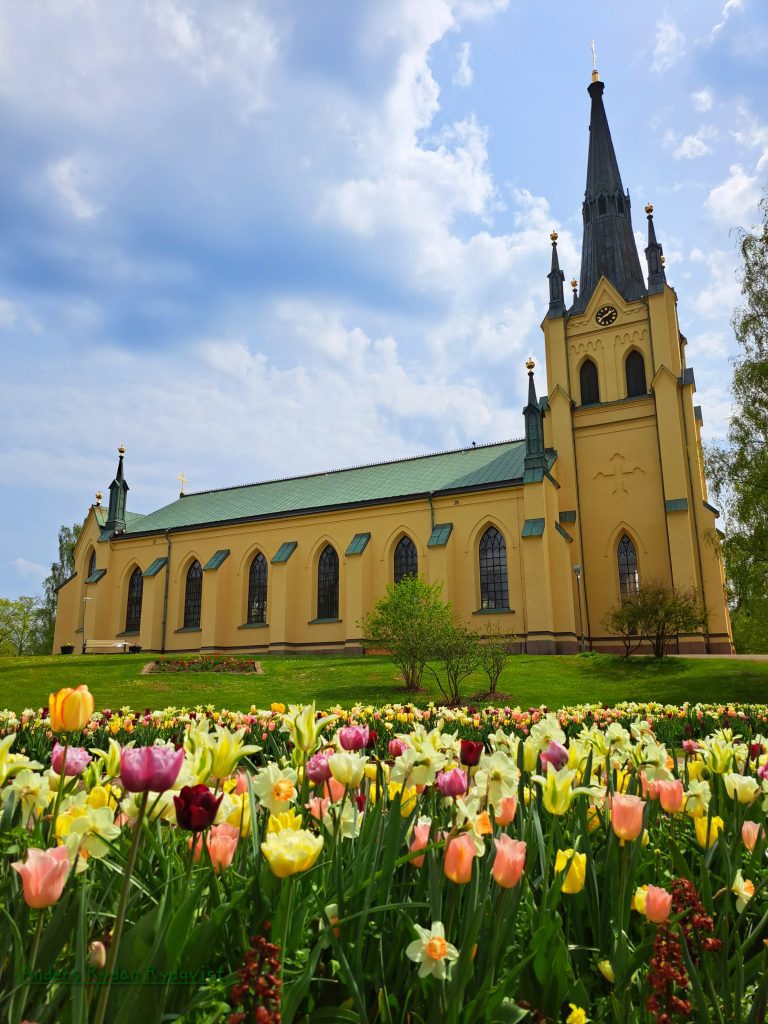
[2,652,768,714]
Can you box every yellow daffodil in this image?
[261,828,323,878]
[566,1005,589,1024]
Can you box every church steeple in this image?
[573,71,646,313]
[523,358,546,473]
[105,445,129,534]
[644,203,667,294]
[547,231,566,317]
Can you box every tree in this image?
[39,523,82,654]
[706,187,768,651]
[424,616,481,705]
[476,621,513,693]
[360,576,453,692]
[603,580,708,658]
[0,596,46,656]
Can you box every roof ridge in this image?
[183,438,526,499]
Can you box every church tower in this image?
[541,68,733,653]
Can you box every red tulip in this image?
[459,740,483,767]
[174,785,223,832]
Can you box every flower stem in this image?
[93,789,149,1024]
[49,733,70,841]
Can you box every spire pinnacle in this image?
[547,230,565,317]
[105,445,129,534]
[644,202,667,293]
[523,359,546,472]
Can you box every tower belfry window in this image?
[580,359,600,405]
[626,351,647,397]
[87,550,96,579]
[616,195,625,215]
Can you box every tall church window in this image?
[580,359,600,405]
[626,351,647,397]
[479,527,509,609]
[394,536,418,583]
[317,545,339,620]
[617,535,639,598]
[87,550,96,579]
[247,553,268,624]
[125,567,143,633]
[183,560,203,629]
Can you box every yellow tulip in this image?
[49,686,94,732]
[554,848,586,894]
[598,959,615,983]
[271,703,286,714]
[687,759,705,782]
[261,828,324,878]
[267,809,303,833]
[724,773,759,804]
[695,815,724,849]
[209,725,261,780]
[632,885,648,914]
[535,766,587,816]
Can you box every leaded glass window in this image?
[580,359,600,405]
[247,553,268,624]
[479,527,509,609]
[618,535,639,598]
[87,550,96,579]
[394,536,418,583]
[317,545,339,620]
[626,351,647,397]
[125,567,143,633]
[183,560,202,629]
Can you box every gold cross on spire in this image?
[177,472,188,495]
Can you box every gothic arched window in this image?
[626,351,647,397]
[617,535,639,598]
[87,550,96,579]
[317,545,339,620]
[479,527,509,609]
[580,359,600,405]
[247,553,268,624]
[183,560,203,629]
[394,536,418,583]
[125,567,143,633]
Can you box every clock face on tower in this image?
[595,305,618,326]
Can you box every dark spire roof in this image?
[546,231,566,318]
[644,203,667,294]
[572,75,646,313]
[105,446,129,534]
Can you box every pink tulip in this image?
[306,796,330,822]
[443,832,476,884]
[682,740,699,755]
[51,742,92,776]
[540,741,569,772]
[189,823,239,872]
[645,885,673,924]
[323,778,347,803]
[388,738,408,758]
[234,771,251,795]
[656,779,684,814]
[409,822,432,868]
[338,725,369,751]
[306,752,332,784]
[611,793,645,842]
[742,820,763,853]
[492,835,526,888]
[640,771,659,800]
[435,768,467,798]
[120,745,184,793]
[494,795,518,826]
[12,847,70,909]
[758,763,768,782]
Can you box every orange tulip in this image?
[610,793,645,842]
[443,833,476,884]
[644,885,672,924]
[742,820,763,852]
[410,822,432,868]
[494,795,518,826]
[12,846,70,908]
[49,685,94,732]
[656,779,684,814]
[492,835,526,888]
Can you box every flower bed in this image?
[151,654,262,673]
[1,691,768,1022]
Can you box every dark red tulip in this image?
[173,784,223,832]
[460,740,483,767]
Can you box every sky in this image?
[1,0,767,599]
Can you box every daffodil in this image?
[405,921,459,979]
[566,1004,589,1024]
[261,828,323,878]
[732,870,755,913]
[252,764,298,815]
[474,750,518,808]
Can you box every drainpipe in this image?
[161,530,172,654]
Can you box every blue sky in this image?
[1,0,767,598]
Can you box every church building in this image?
[54,69,734,657]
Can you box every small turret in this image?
[104,445,129,534]
[547,231,566,317]
[644,203,667,294]
[523,359,546,472]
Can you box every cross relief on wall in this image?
[593,452,645,495]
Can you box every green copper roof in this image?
[665,498,688,513]
[271,541,298,564]
[84,568,107,584]
[116,440,529,538]
[203,549,230,570]
[427,523,453,547]
[521,518,545,538]
[143,557,168,578]
[346,533,371,556]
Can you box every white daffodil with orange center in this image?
[732,870,755,913]
[405,921,459,979]
[252,764,298,815]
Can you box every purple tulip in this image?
[306,751,332,783]
[51,742,92,776]
[682,740,700,755]
[338,725,369,751]
[388,738,408,758]
[120,745,184,793]
[540,740,569,772]
[435,767,468,798]
[759,762,768,782]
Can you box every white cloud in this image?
[673,126,718,160]
[651,20,685,73]
[11,558,47,581]
[704,164,761,226]
[47,155,101,220]
[690,247,741,319]
[691,88,713,112]
[710,0,743,40]
[453,41,473,86]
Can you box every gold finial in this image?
[570,278,578,289]
[118,444,126,456]
[525,357,536,371]
[645,203,654,215]
[550,230,558,242]
[177,471,189,495]
[95,491,103,506]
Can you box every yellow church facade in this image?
[54,72,733,657]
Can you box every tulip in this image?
[12,846,70,908]
[554,848,586,894]
[536,765,586,816]
[724,773,760,804]
[209,725,261,781]
[267,809,303,833]
[271,702,286,714]
[388,738,408,758]
[758,762,768,782]
[409,821,432,868]
[306,796,330,822]
[338,725,369,751]
[610,793,645,841]
[328,751,366,788]
[261,828,324,878]
[540,740,569,772]
[51,742,92,776]
[282,703,337,758]
[459,740,483,767]
[742,820,763,852]
[88,941,107,969]
[120,745,184,793]
[174,784,223,832]
[695,814,724,849]
[494,795,518,826]
[306,751,332,784]
[656,779,684,814]
[682,739,700,755]
[323,777,347,803]
[644,885,673,924]
[435,768,467,798]
[598,959,615,983]
[190,823,239,873]
[49,685,94,732]
[492,835,526,888]
[443,832,476,884]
